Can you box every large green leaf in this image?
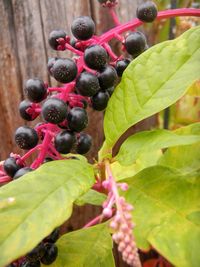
[123,166,200,267]
[0,160,95,267]
[50,224,115,267]
[75,189,106,206]
[115,125,200,166]
[159,122,200,173]
[103,26,200,152]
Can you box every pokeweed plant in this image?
[0,1,200,267]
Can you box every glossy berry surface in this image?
[40,243,58,265]
[54,131,75,154]
[25,79,47,103]
[76,133,92,154]
[98,65,117,89]
[13,167,33,180]
[115,59,131,77]
[67,107,88,132]
[76,72,100,96]
[3,157,22,178]
[42,98,67,124]
[107,86,115,96]
[26,243,45,262]
[91,91,109,111]
[136,1,158,23]
[84,45,108,70]
[15,126,39,150]
[48,29,66,50]
[19,100,36,121]
[45,228,60,243]
[51,58,77,83]
[20,260,41,267]
[71,16,95,40]
[124,31,147,57]
[47,58,57,75]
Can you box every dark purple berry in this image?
[3,157,22,178]
[55,131,76,154]
[67,107,88,132]
[20,260,40,267]
[51,58,77,83]
[84,45,108,70]
[15,126,39,150]
[45,228,60,243]
[91,91,109,111]
[98,65,117,89]
[25,79,47,103]
[124,32,147,57]
[13,167,33,180]
[19,100,37,121]
[115,58,131,77]
[107,86,115,96]
[76,133,92,154]
[71,16,95,41]
[136,1,158,23]
[42,98,67,124]
[48,29,66,50]
[47,57,57,75]
[26,243,45,262]
[40,243,58,265]
[76,72,100,96]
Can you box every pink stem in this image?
[0,176,12,183]
[21,145,42,161]
[83,214,102,228]
[103,43,118,61]
[108,7,121,26]
[65,43,83,56]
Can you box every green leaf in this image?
[75,189,106,206]
[159,122,200,173]
[115,126,200,166]
[123,166,200,267]
[104,26,200,151]
[0,160,95,267]
[50,224,115,267]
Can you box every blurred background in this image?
[0,0,199,266]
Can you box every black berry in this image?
[26,243,45,262]
[42,98,67,124]
[15,126,39,150]
[84,45,108,70]
[98,65,117,89]
[48,29,66,50]
[19,100,37,121]
[136,1,158,23]
[20,260,40,267]
[47,57,57,75]
[76,72,100,96]
[25,79,47,103]
[3,157,22,178]
[76,133,92,154]
[13,167,33,180]
[91,91,109,111]
[51,58,77,83]
[54,131,76,154]
[124,31,147,57]
[67,107,88,132]
[40,243,58,265]
[115,58,131,77]
[45,228,60,243]
[107,86,115,96]
[71,16,95,41]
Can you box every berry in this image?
[48,29,66,50]
[54,131,75,154]
[91,91,109,111]
[71,16,95,40]
[124,32,147,57]
[20,260,40,267]
[47,58,57,75]
[67,107,88,132]
[3,157,22,178]
[136,1,158,23]
[40,243,58,265]
[25,79,47,103]
[115,59,131,77]
[51,58,77,83]
[107,86,115,96]
[15,126,39,150]
[45,228,60,243]
[19,100,37,121]
[42,98,67,124]
[76,133,92,154]
[98,65,117,89]
[76,72,100,96]
[13,167,33,179]
[26,243,45,262]
[84,45,108,70]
